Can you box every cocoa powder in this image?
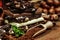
[18,27,43,40]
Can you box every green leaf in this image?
[11,25,25,37]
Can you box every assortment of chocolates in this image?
[0,0,60,40]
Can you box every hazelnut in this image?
[54,0,60,5]
[49,6,55,14]
[55,7,60,13]
[35,7,43,14]
[47,0,53,4]
[50,14,58,20]
[43,9,48,14]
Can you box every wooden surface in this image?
[35,21,60,40]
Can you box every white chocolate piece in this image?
[26,26,29,30]
[19,17,44,26]
[25,17,29,21]
[5,20,9,23]
[10,17,44,27]
[9,28,14,34]
[41,13,50,19]
[16,16,24,20]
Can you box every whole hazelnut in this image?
[54,0,60,5]
[47,0,53,4]
[35,7,43,14]
[43,9,48,14]
[49,6,55,14]
[41,1,46,5]
[50,14,58,20]
[55,7,60,13]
